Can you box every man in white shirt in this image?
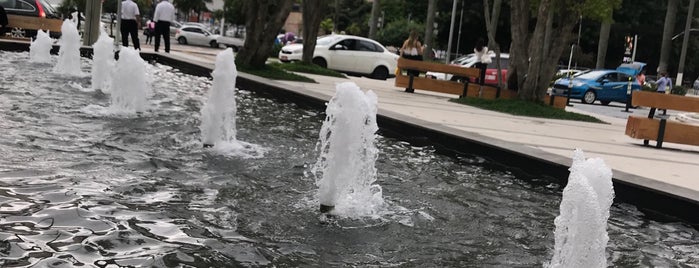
[120,0,141,50]
[153,0,176,53]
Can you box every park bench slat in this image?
[7,15,62,34]
[397,57,480,78]
[395,74,473,95]
[632,91,699,112]
[626,116,699,147]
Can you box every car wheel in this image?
[210,40,218,48]
[582,90,596,104]
[312,57,327,68]
[177,37,187,45]
[11,27,26,38]
[600,100,611,106]
[371,66,389,80]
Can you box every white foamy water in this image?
[91,28,115,92]
[312,82,384,218]
[547,149,614,268]
[109,47,150,114]
[200,48,265,158]
[29,30,53,63]
[54,19,83,76]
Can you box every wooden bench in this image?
[5,14,62,37]
[395,57,517,99]
[625,91,699,148]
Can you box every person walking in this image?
[474,38,491,85]
[400,30,423,93]
[153,0,176,53]
[120,0,141,50]
[656,71,672,94]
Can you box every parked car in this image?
[278,34,399,80]
[175,25,220,48]
[551,70,641,105]
[425,52,509,85]
[1,0,62,38]
[216,35,244,52]
[169,21,182,37]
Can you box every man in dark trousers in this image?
[120,0,141,50]
[153,0,176,53]
[0,5,8,37]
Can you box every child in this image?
[145,20,155,45]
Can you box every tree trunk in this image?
[483,0,503,89]
[423,0,437,60]
[514,0,577,102]
[236,0,294,68]
[596,17,612,69]
[368,0,380,39]
[658,0,679,73]
[508,0,530,94]
[302,0,325,64]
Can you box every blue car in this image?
[552,63,644,105]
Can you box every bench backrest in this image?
[632,91,699,112]
[397,57,480,79]
[7,15,62,33]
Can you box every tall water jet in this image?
[54,19,83,76]
[312,82,384,217]
[29,30,53,63]
[199,48,264,158]
[109,47,150,114]
[91,28,115,92]
[547,149,614,268]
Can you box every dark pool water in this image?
[0,51,697,267]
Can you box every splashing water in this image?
[29,30,53,63]
[312,82,384,218]
[54,19,83,76]
[200,48,265,158]
[547,149,614,268]
[91,28,115,92]
[109,47,150,114]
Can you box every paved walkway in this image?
[158,47,699,204]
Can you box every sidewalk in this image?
[74,42,699,205]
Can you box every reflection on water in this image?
[0,51,696,267]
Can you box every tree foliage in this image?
[508,0,621,102]
[375,18,422,48]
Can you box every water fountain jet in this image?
[91,28,115,92]
[547,149,614,268]
[54,19,83,76]
[199,48,264,158]
[29,30,53,63]
[312,82,384,217]
[109,47,150,114]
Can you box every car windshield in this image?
[316,35,342,46]
[576,70,607,80]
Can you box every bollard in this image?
[622,76,632,113]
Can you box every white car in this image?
[175,25,220,48]
[216,36,245,52]
[278,34,399,80]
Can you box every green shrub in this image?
[671,85,688,95]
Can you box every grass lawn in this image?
[450,97,605,123]
[237,64,316,83]
[270,62,347,78]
